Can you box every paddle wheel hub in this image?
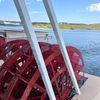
[0,39,84,100]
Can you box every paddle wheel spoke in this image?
[0,39,84,100]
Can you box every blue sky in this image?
[0,0,100,24]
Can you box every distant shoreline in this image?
[32,24,100,30]
[1,22,100,30]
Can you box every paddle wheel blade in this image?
[0,39,84,100]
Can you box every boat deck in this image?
[72,73,100,100]
[0,30,52,42]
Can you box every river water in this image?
[0,25,100,76]
[49,30,100,76]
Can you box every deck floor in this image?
[72,73,100,100]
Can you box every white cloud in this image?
[87,3,100,12]
[26,0,42,5]
[36,0,42,2]
[30,11,43,15]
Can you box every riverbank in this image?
[33,23,100,30]
[1,20,100,30]
[2,24,100,30]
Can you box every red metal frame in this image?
[0,39,84,100]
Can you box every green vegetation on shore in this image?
[1,20,100,30]
[33,23,100,30]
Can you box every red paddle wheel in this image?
[0,39,84,100]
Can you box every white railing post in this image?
[43,0,80,94]
[13,0,56,100]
